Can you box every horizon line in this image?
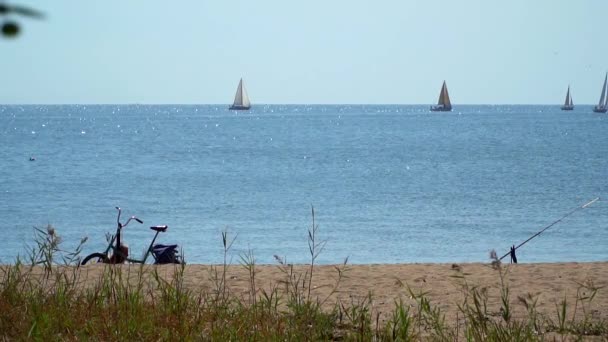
[0,103,602,106]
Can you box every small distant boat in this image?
[593,73,608,113]
[430,81,452,112]
[229,78,251,110]
[560,85,574,111]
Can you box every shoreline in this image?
[4,261,606,267]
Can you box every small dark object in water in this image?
[2,21,19,37]
[29,156,35,161]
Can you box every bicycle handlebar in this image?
[115,207,144,229]
[123,216,144,228]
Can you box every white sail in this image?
[242,84,250,108]
[604,79,608,108]
[598,74,607,108]
[231,78,251,109]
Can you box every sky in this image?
[1,0,607,104]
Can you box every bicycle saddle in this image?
[150,225,168,232]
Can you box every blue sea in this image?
[1,105,607,264]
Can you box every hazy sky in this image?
[2,0,607,104]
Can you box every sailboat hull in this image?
[560,106,574,111]
[430,105,452,112]
[593,107,607,113]
[229,105,251,110]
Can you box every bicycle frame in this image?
[125,225,167,264]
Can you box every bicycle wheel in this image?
[81,252,110,265]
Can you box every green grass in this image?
[0,221,606,340]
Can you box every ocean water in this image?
[0,105,606,264]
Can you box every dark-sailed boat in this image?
[430,81,452,112]
[593,73,608,113]
[229,78,251,110]
[560,85,574,111]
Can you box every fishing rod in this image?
[499,197,600,261]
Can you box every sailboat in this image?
[560,85,574,111]
[430,81,452,112]
[593,73,608,113]
[229,78,251,110]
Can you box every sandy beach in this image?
[73,261,608,325]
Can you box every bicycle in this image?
[81,207,183,265]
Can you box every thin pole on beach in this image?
[499,197,600,261]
